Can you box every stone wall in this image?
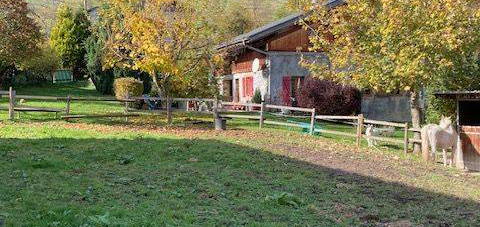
[361,95,411,122]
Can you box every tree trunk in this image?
[166,96,173,125]
[411,91,422,153]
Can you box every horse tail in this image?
[421,126,430,160]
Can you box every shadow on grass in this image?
[1,136,479,227]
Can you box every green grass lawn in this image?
[0,82,124,121]
[1,82,480,226]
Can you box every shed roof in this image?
[434,91,480,100]
[217,0,345,50]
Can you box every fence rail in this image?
[265,104,315,113]
[316,115,359,120]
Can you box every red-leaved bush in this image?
[296,77,361,116]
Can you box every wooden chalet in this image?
[217,0,344,105]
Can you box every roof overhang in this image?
[217,0,345,52]
[434,91,480,100]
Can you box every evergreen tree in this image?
[50,5,91,80]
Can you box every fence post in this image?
[259,101,266,128]
[8,87,15,120]
[124,94,130,122]
[124,94,131,113]
[213,99,220,123]
[66,95,71,116]
[310,109,316,135]
[403,123,409,154]
[214,99,219,117]
[356,114,364,149]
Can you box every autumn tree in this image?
[20,43,60,83]
[103,0,221,124]
[298,0,480,153]
[50,5,91,80]
[0,0,41,88]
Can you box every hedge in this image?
[296,77,361,116]
[113,77,144,100]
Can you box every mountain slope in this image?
[27,0,99,34]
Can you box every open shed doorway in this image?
[458,101,480,126]
[458,100,480,171]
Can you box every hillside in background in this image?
[26,0,293,37]
[27,0,99,34]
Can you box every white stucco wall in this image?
[228,70,268,103]
[221,52,327,104]
[268,52,328,104]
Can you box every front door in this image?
[234,79,240,102]
[222,80,233,102]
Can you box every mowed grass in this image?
[0,82,124,121]
[1,82,480,226]
[1,123,480,227]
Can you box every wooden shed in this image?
[434,91,480,171]
[53,70,73,83]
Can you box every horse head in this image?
[439,116,453,129]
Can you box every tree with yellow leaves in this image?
[103,0,222,124]
[298,0,480,152]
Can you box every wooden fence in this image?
[0,88,141,120]
[219,102,420,153]
[218,102,316,133]
[1,88,421,152]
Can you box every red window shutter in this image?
[248,77,254,96]
[242,78,246,97]
[282,76,291,106]
[241,78,244,97]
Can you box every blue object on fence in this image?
[144,95,161,110]
[287,120,322,135]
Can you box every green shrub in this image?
[252,89,262,103]
[91,70,115,95]
[113,68,153,95]
[0,63,17,89]
[19,44,60,85]
[113,77,144,100]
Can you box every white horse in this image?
[421,116,457,166]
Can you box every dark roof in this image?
[218,0,345,50]
[217,13,305,50]
[434,91,480,100]
[87,6,99,13]
[325,0,346,8]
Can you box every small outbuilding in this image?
[434,91,480,171]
